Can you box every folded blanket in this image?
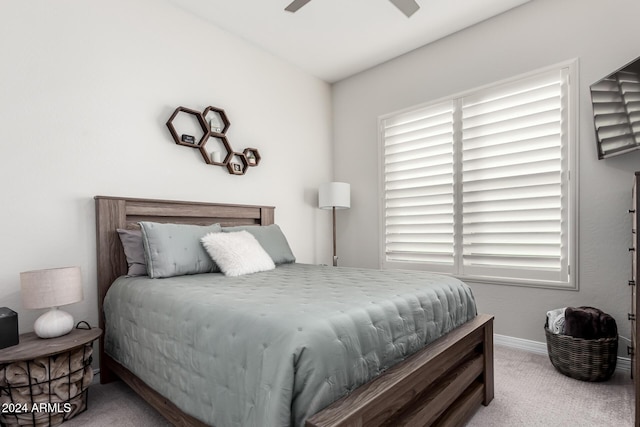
[81,365,94,388]
[564,306,617,339]
[65,392,87,419]
[9,383,43,397]
[4,358,48,387]
[0,388,55,406]
[546,307,566,334]
[48,378,78,401]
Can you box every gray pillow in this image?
[139,222,222,278]
[222,224,295,264]
[117,229,147,277]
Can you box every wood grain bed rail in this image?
[306,314,494,427]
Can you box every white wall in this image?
[0,0,333,333]
[332,0,640,348]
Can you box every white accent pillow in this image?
[201,230,275,276]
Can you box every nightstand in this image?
[0,327,102,427]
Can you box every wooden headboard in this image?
[94,195,274,327]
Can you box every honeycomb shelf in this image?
[166,105,261,175]
[244,148,261,166]
[200,135,233,166]
[203,106,230,136]
[166,107,209,148]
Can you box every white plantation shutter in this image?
[381,63,575,288]
[460,69,569,283]
[382,102,455,269]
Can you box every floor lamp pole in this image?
[332,206,338,266]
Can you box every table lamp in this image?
[20,266,84,338]
[319,182,351,266]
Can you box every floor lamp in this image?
[319,182,350,266]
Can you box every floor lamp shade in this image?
[318,182,351,209]
[20,266,84,338]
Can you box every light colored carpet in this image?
[62,345,634,426]
[466,346,633,427]
[62,380,171,427]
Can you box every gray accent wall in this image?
[332,0,640,351]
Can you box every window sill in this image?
[381,261,577,290]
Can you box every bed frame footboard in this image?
[306,314,494,427]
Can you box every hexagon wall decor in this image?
[166,105,261,175]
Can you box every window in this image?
[380,62,577,289]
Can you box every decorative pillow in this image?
[201,230,275,277]
[222,224,295,264]
[116,229,147,277]
[139,222,222,279]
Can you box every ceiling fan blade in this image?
[389,0,420,17]
[285,0,312,13]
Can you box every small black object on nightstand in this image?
[0,307,18,349]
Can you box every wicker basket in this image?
[544,327,618,382]
[0,344,93,427]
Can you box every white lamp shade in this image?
[319,182,351,209]
[20,266,84,309]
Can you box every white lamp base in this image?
[34,307,74,339]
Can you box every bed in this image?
[95,195,494,426]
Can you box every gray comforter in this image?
[104,263,477,427]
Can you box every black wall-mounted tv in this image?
[590,56,640,159]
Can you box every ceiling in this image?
[168,0,531,83]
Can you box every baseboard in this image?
[494,333,631,374]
